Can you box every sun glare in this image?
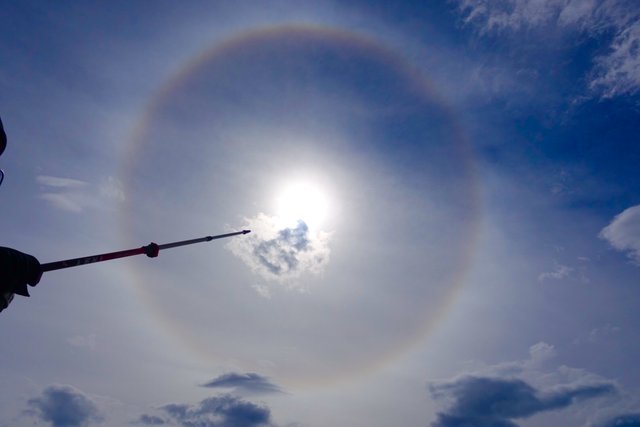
[276,181,329,230]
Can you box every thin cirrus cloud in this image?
[66,333,98,351]
[538,263,574,282]
[455,0,640,97]
[36,176,88,188]
[599,204,640,264]
[201,372,284,395]
[599,413,640,427]
[37,175,125,213]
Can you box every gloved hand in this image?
[0,247,42,297]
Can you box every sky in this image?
[0,1,639,426]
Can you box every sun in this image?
[275,181,329,230]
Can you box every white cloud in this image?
[590,19,640,98]
[456,0,640,97]
[599,204,640,264]
[226,213,331,290]
[529,341,558,366]
[36,175,88,188]
[37,175,125,213]
[458,0,567,32]
[98,176,125,203]
[484,341,559,375]
[538,263,574,281]
[462,341,618,390]
[67,334,97,351]
[573,324,621,345]
[39,192,86,213]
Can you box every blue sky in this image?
[1,1,639,426]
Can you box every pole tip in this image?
[242,229,251,234]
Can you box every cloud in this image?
[468,342,558,378]
[39,192,87,213]
[98,176,125,203]
[600,205,640,264]
[527,341,558,365]
[36,175,89,188]
[136,414,167,425]
[428,342,623,426]
[455,0,640,97]
[67,333,97,350]
[142,394,272,427]
[37,174,125,213]
[25,384,103,427]
[573,324,622,345]
[227,213,330,286]
[600,413,640,427]
[429,375,615,427]
[457,0,566,32]
[590,15,640,97]
[201,373,284,396]
[538,263,574,281]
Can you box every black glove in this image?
[0,247,42,297]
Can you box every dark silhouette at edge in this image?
[0,115,42,312]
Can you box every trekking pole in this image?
[41,230,251,273]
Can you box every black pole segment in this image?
[157,230,251,250]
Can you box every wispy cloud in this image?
[538,263,574,281]
[25,384,103,427]
[573,324,621,345]
[455,0,640,97]
[599,204,640,264]
[590,12,640,97]
[67,333,97,351]
[227,213,331,289]
[37,174,125,213]
[39,193,87,213]
[599,413,640,427]
[201,372,284,395]
[36,175,89,188]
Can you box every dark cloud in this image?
[600,414,640,427]
[25,385,103,427]
[159,394,271,427]
[202,373,284,395]
[227,215,330,283]
[429,376,615,427]
[136,414,167,425]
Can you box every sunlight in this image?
[275,181,329,230]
